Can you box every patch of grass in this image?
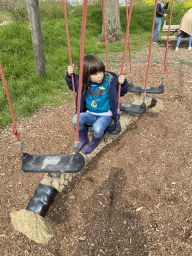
[178,59,186,65]
[120,3,155,35]
[0,11,11,23]
[38,1,69,22]
[10,3,28,23]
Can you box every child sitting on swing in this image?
[65,54,129,154]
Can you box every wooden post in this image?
[27,0,46,76]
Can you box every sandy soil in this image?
[0,40,192,255]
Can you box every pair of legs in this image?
[176,32,192,50]
[154,17,162,42]
[73,112,112,154]
[73,112,112,138]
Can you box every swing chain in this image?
[117,109,120,119]
[161,75,165,84]
[143,93,146,102]
[130,74,133,84]
[17,141,24,153]
[74,141,80,154]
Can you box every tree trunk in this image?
[27,0,46,76]
[101,0,124,42]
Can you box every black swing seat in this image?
[22,152,85,173]
[120,102,146,115]
[129,83,164,94]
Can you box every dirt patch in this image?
[0,44,192,255]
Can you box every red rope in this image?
[101,0,109,71]
[75,0,88,145]
[163,0,174,76]
[117,0,133,111]
[62,0,76,106]
[126,0,133,77]
[144,0,158,94]
[0,62,21,142]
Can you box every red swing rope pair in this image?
[125,0,174,96]
[101,0,133,113]
[62,0,88,148]
[145,0,174,95]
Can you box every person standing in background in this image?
[175,8,192,51]
[153,0,169,44]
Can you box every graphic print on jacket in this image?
[86,76,111,113]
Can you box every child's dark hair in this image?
[79,54,105,92]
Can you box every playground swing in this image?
[127,0,164,94]
[0,62,85,174]
[120,0,174,115]
[1,1,101,174]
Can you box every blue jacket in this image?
[65,71,129,133]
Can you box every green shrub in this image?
[10,3,28,23]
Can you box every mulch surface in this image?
[0,41,192,255]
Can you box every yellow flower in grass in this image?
[143,0,154,5]
[183,0,192,11]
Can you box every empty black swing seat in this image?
[22,152,85,173]
[120,102,146,115]
[128,83,164,94]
